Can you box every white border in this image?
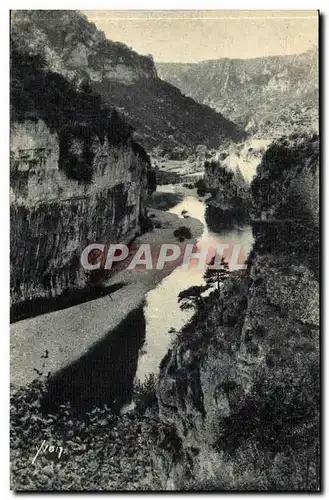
[1,1,326,498]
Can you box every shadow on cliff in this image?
[40,306,146,416]
[205,203,250,231]
[10,282,126,324]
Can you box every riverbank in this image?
[10,208,203,388]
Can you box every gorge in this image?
[10,9,320,493]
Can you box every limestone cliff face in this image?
[11,10,157,85]
[154,133,320,491]
[204,156,251,227]
[10,119,149,311]
[216,139,271,183]
[155,257,319,490]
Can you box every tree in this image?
[178,285,209,310]
[195,179,207,196]
[204,255,230,293]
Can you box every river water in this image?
[43,185,254,414]
[135,185,254,383]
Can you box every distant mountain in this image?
[11,10,245,151]
[157,49,318,138]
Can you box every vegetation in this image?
[139,213,153,234]
[173,226,192,241]
[166,260,319,490]
[96,77,245,151]
[157,48,318,138]
[204,160,234,184]
[10,373,161,491]
[251,133,319,275]
[146,168,157,194]
[204,159,251,227]
[178,285,209,310]
[251,133,319,214]
[204,255,230,292]
[134,374,158,414]
[194,178,207,196]
[11,44,142,182]
[12,10,155,80]
[146,192,183,211]
[158,132,320,491]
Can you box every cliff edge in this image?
[154,133,320,490]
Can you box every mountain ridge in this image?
[156,48,318,138]
[11,10,246,151]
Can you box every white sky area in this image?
[82,10,318,63]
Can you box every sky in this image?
[82,10,318,63]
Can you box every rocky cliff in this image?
[10,37,152,319]
[11,10,245,151]
[154,133,320,490]
[10,120,149,311]
[251,133,319,276]
[157,48,318,138]
[203,154,251,228]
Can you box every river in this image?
[41,184,254,414]
[135,185,254,383]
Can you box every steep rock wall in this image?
[155,256,319,490]
[10,119,149,310]
[154,133,320,490]
[11,10,245,151]
[11,10,157,86]
[204,157,251,227]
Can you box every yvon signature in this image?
[32,440,64,464]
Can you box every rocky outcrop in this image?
[204,156,251,228]
[215,139,271,183]
[11,10,157,86]
[251,133,319,276]
[154,133,320,490]
[251,134,319,223]
[157,48,318,138]
[11,10,245,151]
[155,257,319,490]
[10,32,153,318]
[10,118,150,313]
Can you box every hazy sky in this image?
[82,10,318,63]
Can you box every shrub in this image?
[134,374,158,414]
[173,226,192,240]
[10,379,155,491]
[139,214,153,234]
[194,179,207,196]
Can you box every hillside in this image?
[11,10,245,151]
[157,49,318,138]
